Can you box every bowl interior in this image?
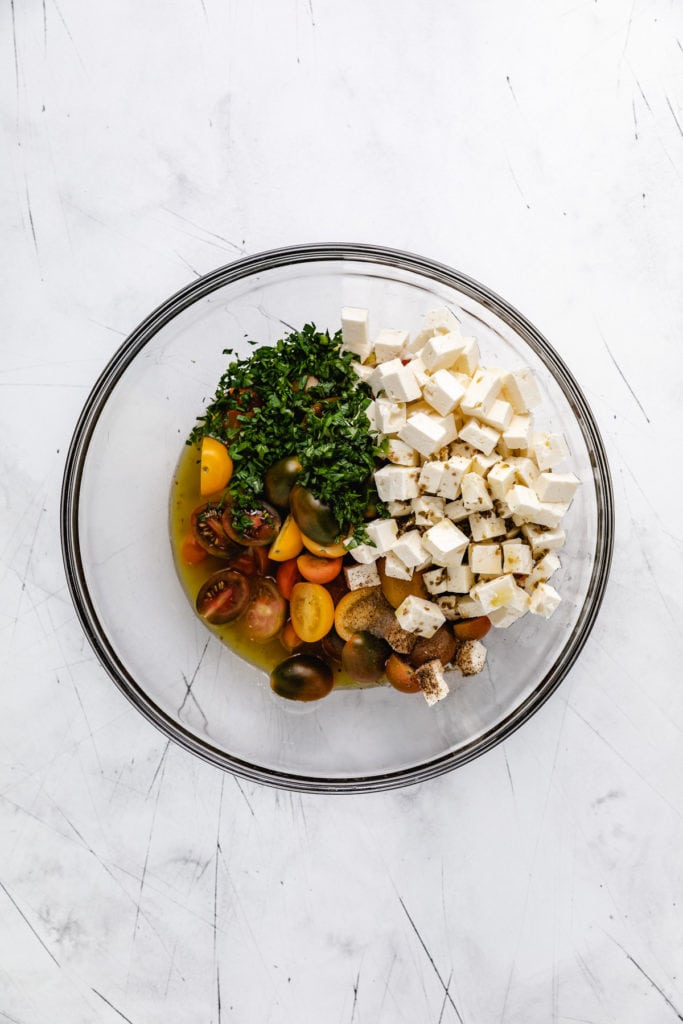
[64,248,611,790]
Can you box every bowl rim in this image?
[60,242,614,793]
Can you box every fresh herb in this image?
[188,324,387,543]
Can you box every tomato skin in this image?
[268,515,304,562]
[222,501,281,547]
[264,456,302,508]
[377,559,427,608]
[276,559,302,600]
[242,578,287,642]
[321,630,345,665]
[290,485,340,545]
[453,616,491,641]
[181,533,208,565]
[409,626,457,668]
[270,655,334,702]
[341,631,390,683]
[191,503,241,559]
[300,533,348,558]
[195,569,250,624]
[296,553,343,584]
[290,582,335,643]
[199,437,233,496]
[385,654,421,693]
[281,620,304,652]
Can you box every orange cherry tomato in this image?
[281,620,304,652]
[453,616,491,641]
[300,533,348,558]
[276,558,302,600]
[180,533,208,566]
[296,553,343,584]
[199,437,233,496]
[268,515,304,562]
[385,654,420,693]
[289,582,335,643]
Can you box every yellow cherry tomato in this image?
[268,515,304,562]
[290,582,335,643]
[300,532,348,558]
[200,437,233,496]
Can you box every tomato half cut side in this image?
[296,553,343,584]
[195,569,250,624]
[191,503,241,559]
[222,501,281,547]
[289,582,335,643]
[242,578,287,642]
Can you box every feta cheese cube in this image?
[531,501,570,529]
[444,499,469,522]
[419,460,446,494]
[535,471,580,503]
[454,337,480,374]
[421,331,465,372]
[469,543,503,576]
[411,306,462,350]
[472,573,518,613]
[374,464,421,501]
[412,494,446,526]
[392,529,429,569]
[364,400,379,434]
[469,514,506,542]
[525,551,561,590]
[455,638,488,675]
[395,595,446,638]
[429,414,458,447]
[422,369,467,415]
[459,417,500,456]
[365,518,399,554]
[478,398,513,431]
[423,566,449,595]
[505,484,542,521]
[344,562,381,590]
[470,452,501,476]
[387,499,413,517]
[503,413,533,449]
[457,596,486,618]
[375,397,406,435]
[502,540,534,574]
[503,367,542,413]
[381,360,422,403]
[341,307,371,361]
[461,472,494,512]
[531,431,570,471]
[461,368,503,416]
[383,550,414,580]
[398,412,449,457]
[407,355,430,388]
[529,582,562,619]
[414,660,450,705]
[438,455,473,499]
[487,606,523,629]
[351,361,375,384]
[436,594,460,620]
[521,523,566,554]
[385,438,419,466]
[508,456,539,488]
[445,563,474,594]
[422,519,469,566]
[373,328,409,362]
[347,542,381,564]
[487,461,517,500]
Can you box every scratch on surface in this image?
[506,157,530,210]
[621,0,636,60]
[0,880,60,968]
[133,760,166,939]
[595,321,650,423]
[214,776,225,1024]
[42,0,47,51]
[178,639,210,729]
[398,897,464,1023]
[24,177,41,258]
[174,250,202,278]
[9,0,20,100]
[632,97,638,140]
[51,0,88,74]
[91,989,136,1024]
[505,74,521,111]
[232,775,255,817]
[162,208,247,253]
[606,936,683,1021]
[635,78,652,113]
[665,95,683,140]
[437,969,454,1024]
[350,967,360,1021]
[146,740,170,796]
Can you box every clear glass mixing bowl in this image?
[61,244,614,792]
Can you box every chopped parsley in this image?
[188,323,388,543]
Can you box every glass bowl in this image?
[61,244,614,792]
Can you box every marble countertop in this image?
[2,1,682,1021]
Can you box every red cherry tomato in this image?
[242,578,287,642]
[195,569,250,624]
[276,558,302,600]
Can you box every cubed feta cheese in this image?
[387,499,413,517]
[407,355,430,388]
[478,398,513,431]
[487,606,523,629]
[351,361,375,384]
[454,337,480,374]
[503,413,533,449]
[375,397,406,435]
[445,563,474,594]
[419,460,446,494]
[472,573,518,613]
[364,399,379,434]
[535,471,580,503]
[487,461,517,500]
[422,369,467,415]
[505,484,542,520]
[461,472,494,512]
[421,332,465,372]
[398,412,449,457]
[524,551,561,590]
[469,514,506,541]
[374,464,421,501]
[438,455,473,499]
[414,660,450,705]
[392,529,429,568]
[430,414,459,447]
[508,456,539,488]
[344,563,381,590]
[423,566,449,595]
[383,550,414,580]
[531,501,570,529]
[502,540,534,574]
[455,639,487,676]
[469,543,503,576]
[411,306,462,350]
[503,367,542,413]
[521,523,566,554]
[412,494,446,526]
[347,542,381,564]
[436,594,460,620]
[365,518,399,554]
[461,368,503,416]
[470,452,501,476]
[341,307,371,361]
[422,518,469,566]
[529,582,562,618]
[459,417,501,456]
[457,596,486,618]
[385,438,420,466]
[395,595,446,638]
[531,432,570,471]
[373,328,409,362]
[444,499,469,522]
[381,360,422,403]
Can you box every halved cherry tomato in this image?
[226,544,270,577]
[191,503,240,559]
[242,578,287,642]
[195,569,250,624]
[180,533,208,566]
[290,582,335,643]
[280,619,304,652]
[377,559,428,608]
[385,654,420,693]
[222,501,281,547]
[296,553,343,584]
[321,630,345,665]
[268,515,304,562]
[454,616,491,641]
[300,533,348,558]
[276,558,302,600]
[199,437,233,496]
[334,586,383,642]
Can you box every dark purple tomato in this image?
[270,655,334,702]
[409,627,456,668]
[195,569,250,624]
[221,501,281,547]
[321,630,346,665]
[191,503,241,559]
[289,485,340,545]
[242,578,287,642]
[341,631,391,683]
[264,456,302,508]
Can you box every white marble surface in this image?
[1,1,683,1020]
